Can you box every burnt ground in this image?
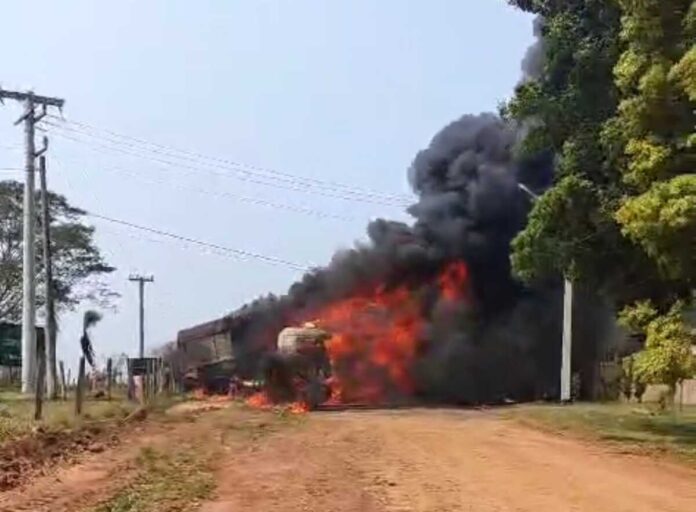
[2,402,696,512]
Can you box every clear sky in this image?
[0,1,533,371]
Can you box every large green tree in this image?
[504,0,629,293]
[607,0,696,286]
[507,0,693,308]
[0,180,116,321]
[507,0,695,395]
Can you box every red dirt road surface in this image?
[3,406,696,511]
[203,408,696,512]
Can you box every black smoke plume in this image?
[228,113,587,403]
[225,23,615,404]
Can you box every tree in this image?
[606,0,696,288]
[619,300,695,406]
[504,1,640,297]
[0,180,116,321]
[507,1,694,307]
[507,1,695,400]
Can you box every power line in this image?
[51,152,358,222]
[46,122,410,207]
[42,124,409,207]
[86,211,311,272]
[43,116,413,206]
[48,114,411,202]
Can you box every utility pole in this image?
[129,275,154,357]
[39,148,59,399]
[517,183,573,402]
[560,278,573,402]
[0,88,64,394]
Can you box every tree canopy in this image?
[507,0,695,392]
[0,180,116,321]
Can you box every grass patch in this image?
[210,402,307,445]
[93,445,215,512]
[0,390,136,443]
[505,402,696,461]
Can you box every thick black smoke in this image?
[228,113,581,403]
[227,21,614,403]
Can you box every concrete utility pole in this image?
[129,275,154,357]
[0,88,64,394]
[517,183,573,402]
[39,149,59,399]
[560,278,573,402]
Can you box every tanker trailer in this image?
[262,322,332,409]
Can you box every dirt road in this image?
[3,404,696,511]
[204,408,696,512]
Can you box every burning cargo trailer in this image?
[176,316,238,393]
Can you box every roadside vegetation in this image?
[92,402,302,512]
[507,403,696,461]
[507,0,695,396]
[93,445,215,512]
[0,389,135,443]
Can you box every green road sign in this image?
[0,323,45,367]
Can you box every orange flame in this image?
[245,391,309,415]
[246,391,273,408]
[247,261,469,411]
[438,260,469,302]
[288,401,310,414]
[312,260,469,405]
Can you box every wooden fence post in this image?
[75,357,85,417]
[34,334,46,421]
[158,360,165,394]
[59,361,67,400]
[153,359,159,396]
[127,359,135,402]
[106,358,113,400]
[146,359,153,402]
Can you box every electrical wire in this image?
[42,124,410,208]
[86,211,311,272]
[50,154,313,272]
[49,152,359,222]
[43,115,413,206]
[47,114,411,202]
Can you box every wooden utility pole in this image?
[34,332,46,420]
[0,88,64,394]
[128,275,154,358]
[38,151,59,399]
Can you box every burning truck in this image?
[261,322,332,409]
[176,313,333,407]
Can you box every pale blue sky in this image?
[0,1,533,369]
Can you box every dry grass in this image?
[505,402,696,461]
[92,445,215,512]
[91,402,304,511]
[0,389,138,443]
